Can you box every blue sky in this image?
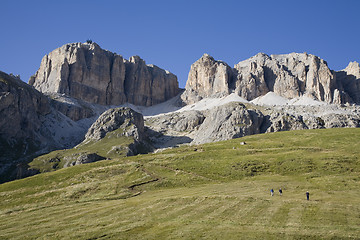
[1,0,359,88]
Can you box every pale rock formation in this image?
[263,112,309,133]
[146,110,205,133]
[322,113,360,128]
[335,61,360,104]
[344,61,360,79]
[83,107,151,156]
[29,42,179,106]
[183,54,232,103]
[84,107,144,142]
[182,52,357,104]
[145,100,360,147]
[234,53,337,102]
[233,57,269,100]
[191,102,264,144]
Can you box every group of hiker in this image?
[270,188,310,200]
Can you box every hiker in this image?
[279,188,283,196]
[306,191,310,201]
[270,189,274,196]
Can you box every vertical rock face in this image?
[191,102,264,144]
[0,71,50,143]
[184,54,232,103]
[233,53,272,100]
[335,61,360,104]
[183,52,357,104]
[0,71,51,182]
[29,42,179,106]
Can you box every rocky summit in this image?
[182,53,360,105]
[29,42,180,106]
[1,44,360,182]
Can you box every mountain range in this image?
[0,42,359,182]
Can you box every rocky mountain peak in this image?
[344,61,360,78]
[183,53,233,103]
[29,42,180,106]
[199,53,214,61]
[129,55,143,64]
[183,52,359,105]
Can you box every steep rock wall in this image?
[183,52,358,104]
[29,42,179,106]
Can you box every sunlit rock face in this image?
[183,52,359,104]
[29,42,180,106]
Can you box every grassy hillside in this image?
[29,126,150,173]
[1,128,360,239]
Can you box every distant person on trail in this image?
[306,191,310,201]
[279,188,283,196]
[270,189,274,196]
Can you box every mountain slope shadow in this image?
[145,127,193,149]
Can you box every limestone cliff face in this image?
[185,54,232,98]
[0,71,51,182]
[234,53,336,102]
[335,61,360,104]
[0,71,50,145]
[29,42,179,106]
[183,52,357,104]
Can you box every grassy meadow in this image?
[1,128,360,239]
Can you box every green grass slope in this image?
[28,126,149,173]
[1,128,360,239]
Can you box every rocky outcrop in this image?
[0,71,51,182]
[263,112,311,133]
[63,153,106,168]
[47,93,95,121]
[146,110,205,133]
[83,107,152,156]
[145,100,360,146]
[0,71,108,182]
[0,71,50,142]
[234,53,336,101]
[29,42,179,106]
[28,107,151,173]
[183,54,232,103]
[84,107,144,142]
[192,102,264,144]
[183,52,359,105]
[335,61,360,104]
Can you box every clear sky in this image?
[1,0,359,88]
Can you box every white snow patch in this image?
[251,92,327,106]
[251,92,289,106]
[176,93,248,113]
[118,95,183,117]
[288,96,326,106]
[119,93,248,118]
